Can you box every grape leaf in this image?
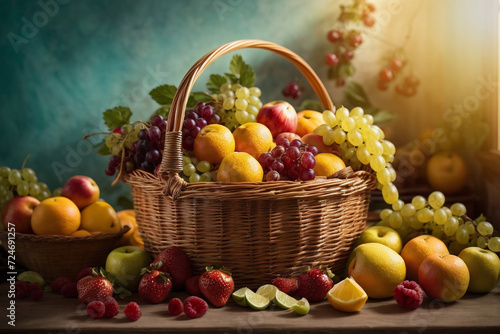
[96,143,111,155]
[103,106,132,131]
[344,81,370,108]
[229,54,255,87]
[206,74,227,94]
[149,84,177,105]
[190,92,212,103]
[296,99,324,112]
[372,109,397,125]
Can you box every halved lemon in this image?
[326,277,368,312]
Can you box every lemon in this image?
[274,290,299,310]
[232,287,249,307]
[327,277,368,312]
[217,152,263,183]
[291,298,310,315]
[244,288,270,310]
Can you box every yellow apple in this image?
[458,247,500,293]
[356,226,403,253]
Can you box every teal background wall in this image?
[0,0,338,207]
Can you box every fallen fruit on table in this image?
[297,267,334,302]
[51,276,72,293]
[153,246,192,291]
[138,262,172,304]
[355,226,402,254]
[393,280,424,309]
[185,275,203,297]
[124,302,142,321]
[183,296,208,319]
[458,247,500,294]
[348,243,406,299]
[232,287,250,307]
[76,271,113,304]
[17,270,45,287]
[327,277,368,312]
[1,195,40,233]
[245,288,270,310]
[199,266,234,307]
[291,298,310,315]
[271,277,298,296]
[418,253,469,303]
[61,175,100,209]
[168,298,184,316]
[105,246,152,292]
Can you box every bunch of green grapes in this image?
[378,191,500,254]
[212,83,263,131]
[316,106,399,204]
[0,166,53,209]
[180,155,213,183]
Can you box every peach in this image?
[1,196,40,234]
[61,175,100,209]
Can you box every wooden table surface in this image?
[1,283,499,334]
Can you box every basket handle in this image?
[160,39,335,178]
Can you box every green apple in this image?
[356,226,403,253]
[458,247,500,293]
[105,246,151,292]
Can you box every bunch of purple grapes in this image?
[258,138,319,181]
[105,114,167,176]
[182,102,221,150]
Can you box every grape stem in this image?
[111,146,127,187]
[21,154,30,170]
[82,131,111,140]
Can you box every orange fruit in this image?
[327,277,368,312]
[193,124,235,165]
[80,201,121,234]
[116,210,144,248]
[70,230,91,236]
[233,123,273,159]
[401,235,450,281]
[217,152,263,182]
[313,153,346,177]
[418,253,469,302]
[31,196,81,236]
[426,151,467,195]
[296,110,325,137]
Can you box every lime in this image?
[256,284,278,301]
[232,287,249,307]
[274,290,299,310]
[291,298,310,315]
[17,271,45,287]
[245,288,270,310]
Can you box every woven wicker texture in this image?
[0,229,127,283]
[125,40,377,288]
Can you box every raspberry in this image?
[394,280,424,309]
[102,296,120,318]
[124,302,142,321]
[29,283,43,301]
[271,277,298,296]
[87,300,106,319]
[15,281,29,299]
[168,298,183,316]
[183,296,208,319]
[61,282,78,298]
[51,276,72,293]
[185,276,203,297]
[75,267,93,283]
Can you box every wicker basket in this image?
[0,229,127,283]
[124,40,377,289]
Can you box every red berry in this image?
[367,3,376,12]
[138,268,172,304]
[404,75,420,87]
[51,276,72,294]
[168,298,184,316]
[102,296,120,318]
[61,282,78,298]
[185,275,203,297]
[379,68,393,82]
[77,276,113,304]
[199,268,234,307]
[112,127,124,135]
[378,80,390,91]
[183,296,208,319]
[29,283,43,301]
[394,280,424,309]
[390,59,404,72]
[351,34,363,47]
[15,281,29,299]
[87,301,106,319]
[363,15,375,27]
[395,83,407,95]
[343,50,354,61]
[124,302,142,321]
[336,77,346,87]
[324,53,339,66]
[297,268,333,302]
[326,30,342,43]
[75,267,93,283]
[153,246,192,290]
[271,277,298,296]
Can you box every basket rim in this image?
[0,226,129,243]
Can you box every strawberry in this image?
[271,277,298,296]
[185,275,203,297]
[77,272,113,304]
[153,246,192,290]
[199,266,234,307]
[138,262,172,304]
[297,267,334,302]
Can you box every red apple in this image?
[1,196,40,233]
[275,132,301,144]
[302,133,340,154]
[61,175,100,209]
[257,101,298,138]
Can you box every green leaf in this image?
[224,73,238,84]
[149,84,177,105]
[372,109,398,125]
[97,143,111,156]
[296,99,324,112]
[343,82,370,108]
[103,106,132,131]
[229,54,255,87]
[206,74,228,94]
[190,92,213,103]
[229,54,244,76]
